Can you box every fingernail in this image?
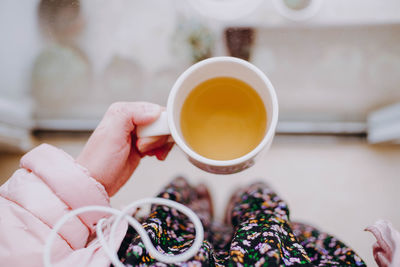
[136,140,145,153]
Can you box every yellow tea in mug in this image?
[180,77,267,160]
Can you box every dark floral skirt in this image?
[116,177,365,266]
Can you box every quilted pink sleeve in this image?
[19,143,111,231]
[0,143,122,266]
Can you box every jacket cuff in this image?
[20,144,110,232]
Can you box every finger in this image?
[156,142,174,160]
[137,135,169,154]
[375,252,390,267]
[144,142,174,161]
[103,102,163,131]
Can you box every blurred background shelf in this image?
[34,119,367,137]
[225,0,400,28]
[1,0,400,150]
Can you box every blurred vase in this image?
[32,44,91,119]
[225,27,255,61]
[99,56,145,103]
[172,18,215,64]
[38,0,84,44]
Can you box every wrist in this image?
[76,155,107,193]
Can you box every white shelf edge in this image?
[35,119,367,135]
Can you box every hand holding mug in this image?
[77,102,173,196]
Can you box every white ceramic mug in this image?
[137,57,278,174]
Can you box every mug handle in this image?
[136,111,171,138]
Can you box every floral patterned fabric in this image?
[116,178,365,266]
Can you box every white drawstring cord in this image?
[43,197,204,267]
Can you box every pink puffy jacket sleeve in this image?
[0,144,119,266]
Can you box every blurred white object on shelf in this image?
[368,103,400,144]
[273,0,322,21]
[0,98,33,152]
